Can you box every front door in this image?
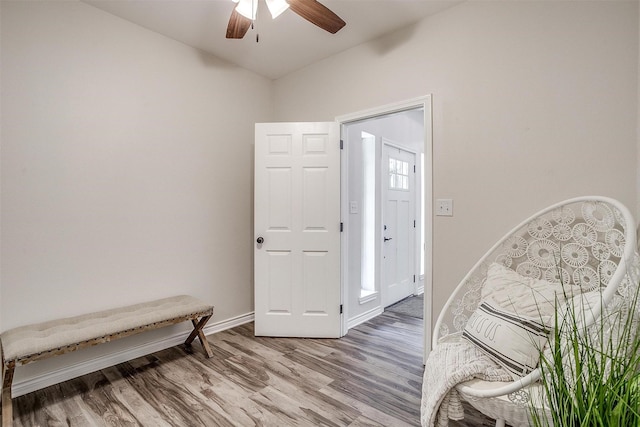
[254,122,341,337]
[382,142,416,307]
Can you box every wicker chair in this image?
[432,196,639,427]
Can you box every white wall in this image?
[638,0,640,240]
[274,1,639,328]
[0,0,3,336]
[1,1,271,387]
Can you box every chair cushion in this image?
[463,298,550,379]
[481,263,580,320]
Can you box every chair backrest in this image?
[434,196,639,346]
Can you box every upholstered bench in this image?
[0,295,214,426]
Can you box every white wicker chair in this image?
[432,196,639,427]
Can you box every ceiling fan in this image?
[226,0,346,39]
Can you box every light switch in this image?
[436,199,453,216]
[350,201,358,214]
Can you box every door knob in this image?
[257,237,264,244]
[384,237,392,242]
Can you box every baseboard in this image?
[347,305,383,330]
[202,311,255,336]
[415,286,424,295]
[12,312,255,398]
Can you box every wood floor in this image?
[11,300,496,426]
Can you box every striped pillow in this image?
[462,299,550,379]
[481,263,578,321]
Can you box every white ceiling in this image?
[83,0,463,79]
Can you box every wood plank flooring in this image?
[11,301,496,426]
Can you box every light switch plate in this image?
[350,201,358,214]
[436,199,453,216]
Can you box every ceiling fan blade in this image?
[288,0,346,34]
[226,8,252,39]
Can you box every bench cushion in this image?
[1,295,212,362]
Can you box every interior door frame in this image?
[336,95,434,362]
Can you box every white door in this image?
[254,122,341,337]
[382,143,416,307]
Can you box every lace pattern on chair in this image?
[438,200,637,340]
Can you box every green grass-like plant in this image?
[529,280,640,426]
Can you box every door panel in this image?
[398,199,411,282]
[382,143,416,307]
[267,168,292,230]
[266,251,292,313]
[302,167,329,230]
[303,251,329,313]
[255,122,341,337]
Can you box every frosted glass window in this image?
[421,153,425,276]
[361,132,376,294]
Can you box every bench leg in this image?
[185,316,213,358]
[2,363,14,427]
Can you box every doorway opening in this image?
[337,96,433,361]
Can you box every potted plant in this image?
[530,282,640,426]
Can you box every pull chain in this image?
[251,18,259,42]
[252,0,258,42]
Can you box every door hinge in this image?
[414,220,416,228]
[340,140,344,150]
[340,304,343,314]
[413,275,416,283]
[413,164,416,173]
[340,222,344,232]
